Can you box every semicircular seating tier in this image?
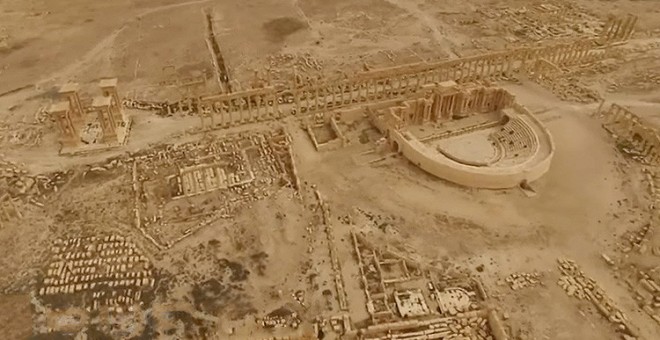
[365,81,555,189]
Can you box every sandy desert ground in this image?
[2,0,660,339]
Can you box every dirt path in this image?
[36,0,212,87]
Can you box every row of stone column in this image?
[290,38,599,119]
[541,41,593,67]
[448,53,517,83]
[198,37,603,131]
[601,15,637,43]
[603,104,642,131]
[604,104,660,164]
[426,85,511,123]
[432,93,460,121]
[293,73,423,116]
[296,55,515,117]
[521,40,595,73]
[463,88,510,114]
[199,90,280,129]
[395,97,433,125]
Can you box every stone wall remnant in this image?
[600,103,660,165]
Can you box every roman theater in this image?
[365,81,554,188]
[1,1,660,340]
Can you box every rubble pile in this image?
[122,92,294,118]
[597,108,660,333]
[0,108,45,147]
[122,98,198,117]
[131,129,298,248]
[625,269,660,324]
[0,158,30,195]
[473,2,602,43]
[362,313,496,340]
[620,222,654,254]
[0,157,75,205]
[534,75,603,103]
[292,290,306,308]
[557,258,640,339]
[435,286,480,316]
[266,53,325,86]
[5,125,43,147]
[258,306,301,331]
[82,157,129,176]
[609,69,660,93]
[505,272,543,290]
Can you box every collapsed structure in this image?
[348,231,503,340]
[131,128,298,248]
[557,258,641,338]
[600,103,660,165]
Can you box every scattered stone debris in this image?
[616,265,660,326]
[557,258,640,339]
[258,307,301,329]
[131,128,299,248]
[360,311,500,340]
[37,235,156,313]
[0,156,78,206]
[0,3,655,339]
[505,272,543,290]
[435,286,479,316]
[600,103,660,166]
[620,223,653,254]
[601,253,616,266]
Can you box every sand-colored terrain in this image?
[2,1,660,339]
